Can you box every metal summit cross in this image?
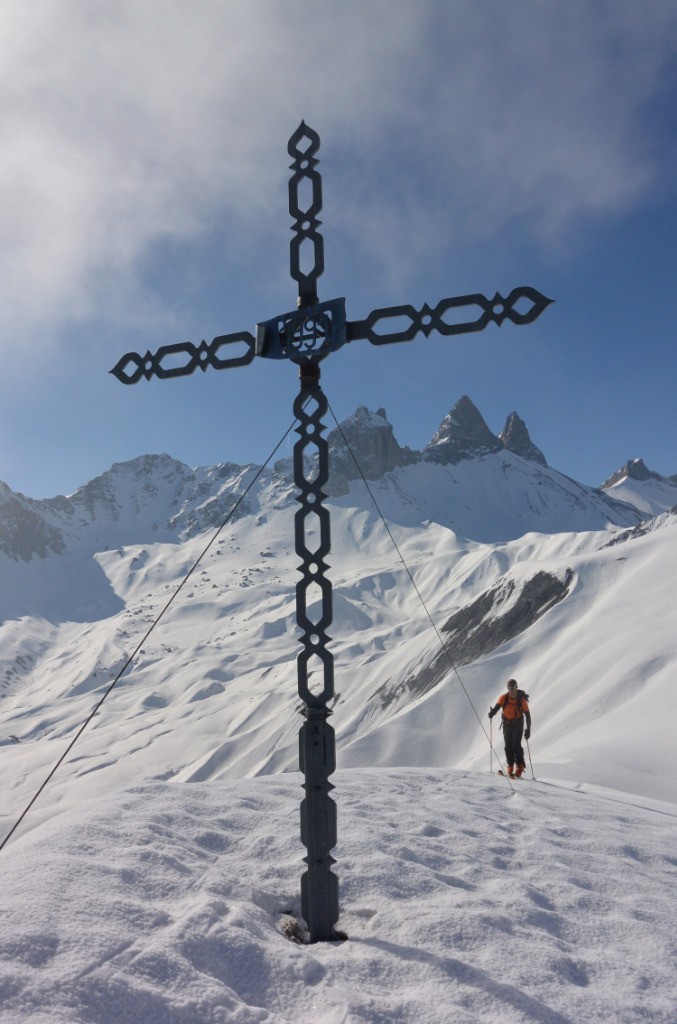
[111,122,552,943]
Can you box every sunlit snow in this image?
[1,416,676,1022]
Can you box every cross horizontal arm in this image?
[110,331,255,385]
[346,286,553,346]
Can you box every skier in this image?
[488,679,531,778]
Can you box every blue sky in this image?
[1,1,676,498]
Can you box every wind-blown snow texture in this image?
[2,773,676,1023]
[1,397,676,1022]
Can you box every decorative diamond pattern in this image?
[347,287,553,346]
[288,121,324,306]
[110,332,255,384]
[109,121,553,945]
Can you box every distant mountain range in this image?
[3,395,673,565]
[1,395,676,836]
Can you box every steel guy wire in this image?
[0,412,304,852]
[326,402,515,792]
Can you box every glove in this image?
[488,707,497,720]
[524,728,531,740]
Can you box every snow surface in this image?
[1,771,676,1023]
[2,435,677,1021]
[605,473,677,518]
[2,451,674,833]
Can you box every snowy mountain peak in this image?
[603,457,652,486]
[600,457,677,518]
[424,396,550,468]
[1,395,662,565]
[0,454,264,563]
[499,410,548,466]
[601,457,676,488]
[0,488,66,562]
[424,395,504,464]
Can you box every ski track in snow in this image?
[1,770,676,1024]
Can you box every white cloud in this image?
[0,0,675,361]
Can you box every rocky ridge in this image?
[326,396,547,495]
[0,396,662,563]
[499,411,547,466]
[601,458,677,489]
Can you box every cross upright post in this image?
[111,122,552,942]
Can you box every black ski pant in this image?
[502,719,525,769]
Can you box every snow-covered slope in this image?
[1,770,675,1023]
[2,396,676,1022]
[601,456,677,517]
[0,396,675,839]
[603,473,677,518]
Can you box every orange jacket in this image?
[497,691,530,722]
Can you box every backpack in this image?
[502,689,529,720]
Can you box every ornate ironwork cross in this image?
[111,122,552,943]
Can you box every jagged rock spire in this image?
[500,411,547,466]
[423,396,503,465]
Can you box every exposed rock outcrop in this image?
[371,568,574,708]
[327,406,415,495]
[500,411,547,466]
[602,458,677,489]
[423,396,504,465]
[0,485,65,561]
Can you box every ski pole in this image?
[490,716,493,774]
[526,737,535,780]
